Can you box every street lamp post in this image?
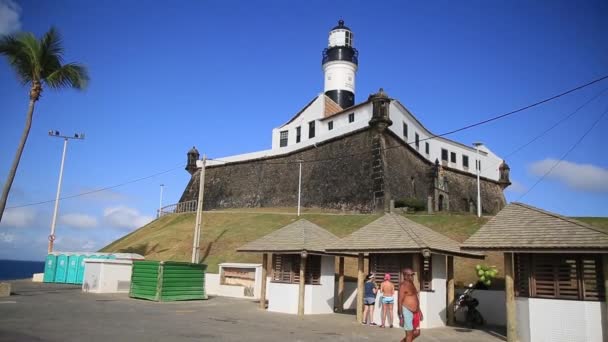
[473,142,483,218]
[191,155,206,263]
[158,184,164,218]
[48,130,84,253]
[297,160,303,216]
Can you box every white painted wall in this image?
[420,254,447,328]
[323,61,356,93]
[516,297,607,342]
[516,298,531,342]
[267,255,335,315]
[388,101,503,181]
[82,259,133,294]
[205,263,263,299]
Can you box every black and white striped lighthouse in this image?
[322,20,358,109]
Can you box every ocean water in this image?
[0,260,45,281]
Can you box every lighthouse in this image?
[322,20,358,109]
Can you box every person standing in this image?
[379,273,395,328]
[398,268,423,341]
[362,273,378,325]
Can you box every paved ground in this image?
[0,280,505,342]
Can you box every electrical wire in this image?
[5,162,185,209]
[210,75,608,166]
[479,87,608,174]
[516,106,608,201]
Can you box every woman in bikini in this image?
[380,273,395,328]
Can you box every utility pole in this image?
[473,142,483,218]
[191,154,206,263]
[158,184,164,218]
[297,160,303,216]
[48,130,85,253]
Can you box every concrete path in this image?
[0,280,505,342]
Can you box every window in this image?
[514,254,605,301]
[420,256,433,292]
[308,121,315,139]
[425,142,430,155]
[328,121,334,131]
[476,160,481,171]
[441,149,448,161]
[450,152,456,163]
[403,123,408,138]
[279,130,288,147]
[271,254,321,285]
[296,126,301,143]
[348,113,355,123]
[369,253,410,290]
[463,155,469,168]
[415,133,420,149]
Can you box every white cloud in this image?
[54,236,97,252]
[529,159,608,192]
[59,213,98,229]
[0,207,37,228]
[505,180,526,193]
[0,232,15,243]
[103,206,153,230]
[0,0,21,35]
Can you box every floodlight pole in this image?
[192,155,206,263]
[158,184,164,218]
[297,160,303,216]
[473,142,483,218]
[48,130,85,253]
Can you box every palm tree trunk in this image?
[0,99,36,224]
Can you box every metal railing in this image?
[158,200,197,217]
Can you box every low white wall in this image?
[517,297,606,342]
[454,289,506,326]
[82,260,132,294]
[205,263,263,299]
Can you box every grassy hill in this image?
[100,208,608,287]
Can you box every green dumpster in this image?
[43,254,57,283]
[129,261,207,302]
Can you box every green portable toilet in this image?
[66,255,79,283]
[55,254,68,283]
[43,254,57,283]
[75,255,87,284]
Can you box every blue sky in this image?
[0,0,607,261]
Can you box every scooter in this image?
[454,283,485,328]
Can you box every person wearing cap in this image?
[379,273,396,328]
[362,273,378,325]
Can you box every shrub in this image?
[394,198,426,211]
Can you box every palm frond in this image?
[39,27,63,78]
[17,33,41,78]
[0,34,34,84]
[40,27,63,59]
[44,63,89,90]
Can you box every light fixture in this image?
[422,249,431,258]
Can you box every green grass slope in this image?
[100,209,608,286]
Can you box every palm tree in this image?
[0,27,89,224]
